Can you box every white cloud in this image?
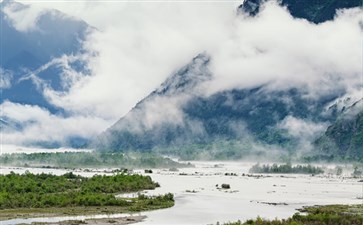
[277,115,329,152]
[0,67,13,89]
[0,101,110,145]
[26,1,240,120]
[2,0,362,147]
[2,0,44,32]
[278,116,328,139]
[25,53,90,91]
[205,2,362,96]
[26,1,361,120]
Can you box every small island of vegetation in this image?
[249,163,324,175]
[0,172,174,220]
[218,204,363,225]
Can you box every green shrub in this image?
[0,172,164,209]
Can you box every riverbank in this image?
[1,161,361,225]
[219,204,363,225]
[0,206,157,221]
[0,172,174,223]
[0,208,149,225]
[60,215,146,225]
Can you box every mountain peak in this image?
[238,0,264,16]
[238,0,362,23]
[154,53,211,96]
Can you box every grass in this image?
[218,204,363,225]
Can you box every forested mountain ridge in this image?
[92,1,362,161]
[239,0,362,23]
[313,101,363,161]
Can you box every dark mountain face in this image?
[184,88,338,145]
[91,1,362,160]
[0,0,91,112]
[93,54,213,151]
[313,101,363,161]
[93,53,344,156]
[239,0,361,24]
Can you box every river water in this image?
[0,161,362,225]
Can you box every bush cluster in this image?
[249,163,324,175]
[219,204,363,225]
[0,172,169,209]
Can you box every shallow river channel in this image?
[0,161,362,225]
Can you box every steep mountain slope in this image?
[93,2,362,159]
[94,54,213,150]
[313,101,363,161]
[0,0,91,112]
[239,0,361,23]
[93,53,341,155]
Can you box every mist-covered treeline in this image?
[0,152,190,169]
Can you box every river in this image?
[0,160,361,225]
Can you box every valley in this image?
[0,155,362,225]
[0,0,362,224]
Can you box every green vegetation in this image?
[249,163,324,175]
[218,204,363,225]
[335,166,343,176]
[93,81,362,163]
[352,166,363,178]
[0,172,174,218]
[0,151,190,169]
[313,111,363,162]
[94,86,335,158]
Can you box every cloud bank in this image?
[1,0,362,147]
[207,3,362,97]
[1,101,109,146]
[34,1,362,116]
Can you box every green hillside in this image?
[314,110,363,161]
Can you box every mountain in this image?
[312,101,363,161]
[239,0,362,24]
[0,0,91,112]
[93,54,214,151]
[91,1,362,160]
[93,53,345,157]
